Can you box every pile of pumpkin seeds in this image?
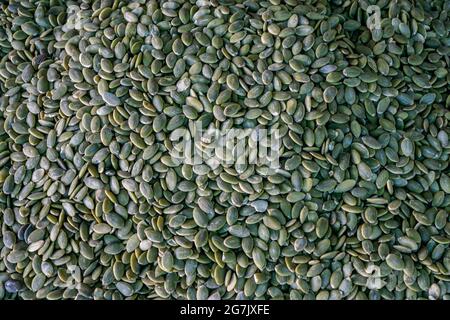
[1,0,450,300]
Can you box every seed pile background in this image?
[0,0,450,300]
